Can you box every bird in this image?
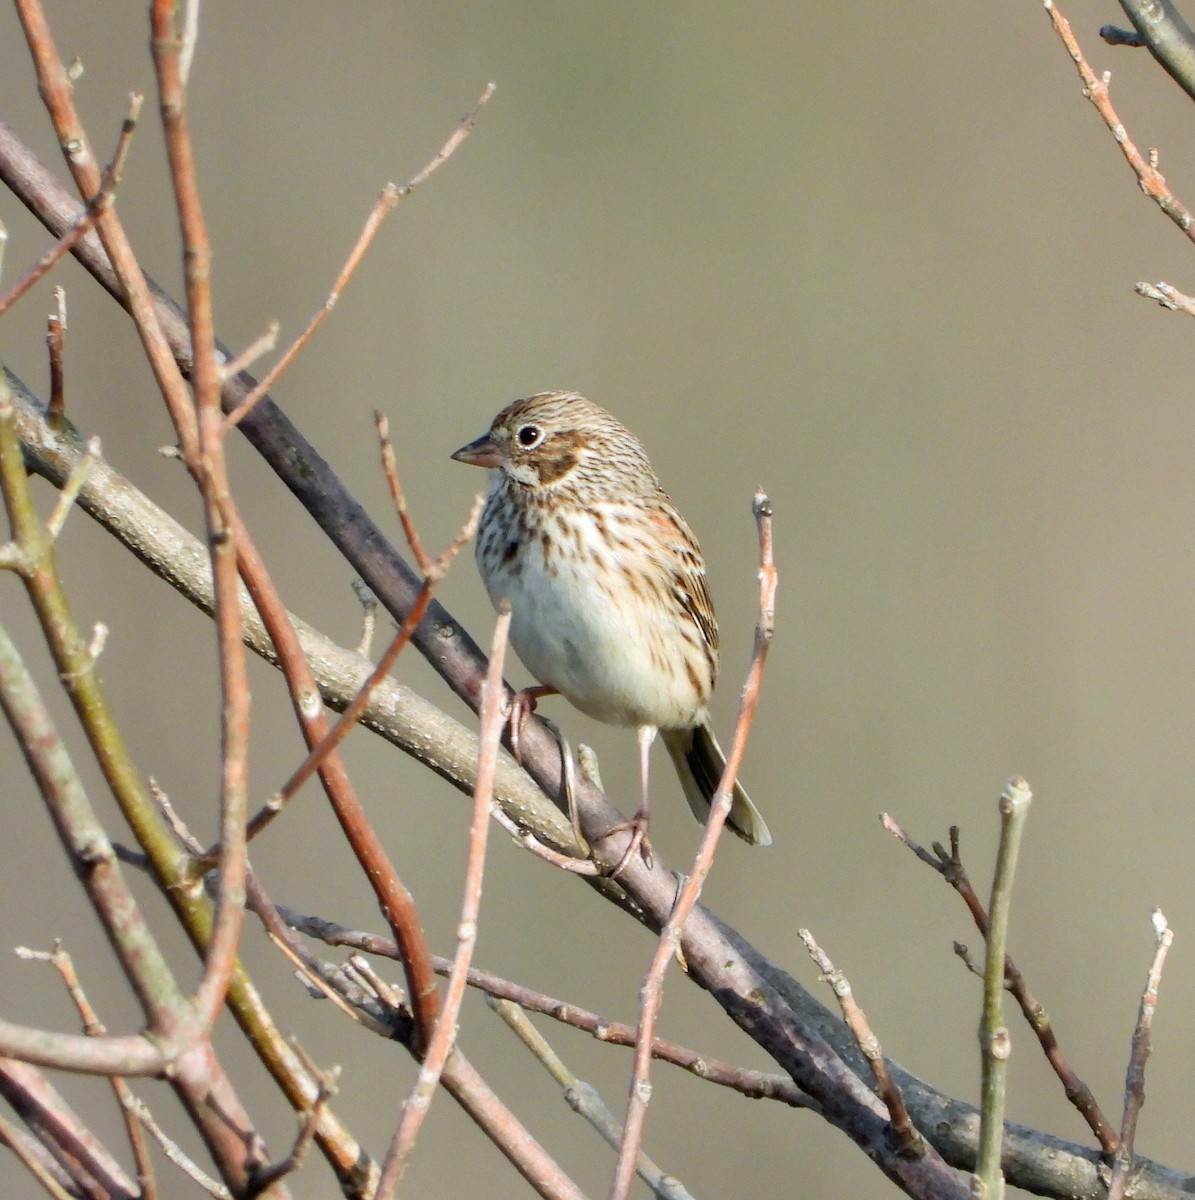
[451,391,771,857]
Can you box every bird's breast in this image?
[476,502,714,729]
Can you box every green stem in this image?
[974,777,1032,1198]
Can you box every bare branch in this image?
[610,490,777,1200]
[377,606,511,1198]
[798,931,923,1158]
[1044,1,1195,241]
[221,82,495,433]
[1107,910,1176,1200]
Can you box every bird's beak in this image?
[451,432,503,469]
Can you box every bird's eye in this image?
[516,424,542,448]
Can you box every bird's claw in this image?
[601,810,653,878]
[504,684,556,765]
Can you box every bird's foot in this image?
[601,808,653,877]
[505,684,557,764]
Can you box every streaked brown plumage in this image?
[451,391,770,848]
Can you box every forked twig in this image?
[248,875,587,1200]
[277,904,812,1109]
[881,811,1118,1153]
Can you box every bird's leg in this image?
[506,684,558,764]
[605,724,656,875]
[535,713,587,853]
[503,687,590,853]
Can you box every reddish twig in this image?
[0,1059,139,1199]
[1107,910,1175,1200]
[797,931,924,1159]
[0,93,141,322]
[16,943,158,1199]
[0,1109,80,1200]
[221,82,495,434]
[376,605,510,1199]
[1044,0,1195,242]
[376,411,431,572]
[149,0,249,1040]
[13,0,199,451]
[237,491,481,844]
[609,490,776,1200]
[882,813,1118,1153]
[223,511,443,1054]
[45,287,65,422]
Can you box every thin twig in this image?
[376,605,509,1199]
[881,811,1118,1153]
[131,1093,232,1199]
[44,436,99,540]
[0,93,141,321]
[46,287,65,422]
[265,927,395,1037]
[489,804,600,874]
[1135,280,1195,315]
[490,998,694,1200]
[150,0,251,1037]
[234,492,481,846]
[1044,1,1195,241]
[1107,909,1175,1200]
[16,942,158,1200]
[221,82,495,434]
[351,580,379,657]
[797,931,923,1159]
[376,411,430,573]
[219,320,279,382]
[278,903,813,1109]
[609,490,776,1200]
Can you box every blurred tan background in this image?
[2,2,1194,1196]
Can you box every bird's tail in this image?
[662,722,771,846]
